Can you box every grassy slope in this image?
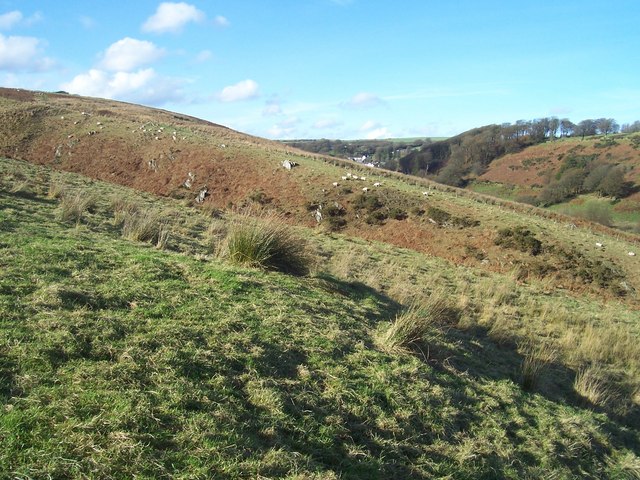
[1,159,640,479]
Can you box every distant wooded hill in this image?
[281,138,431,170]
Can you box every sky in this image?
[1,1,639,140]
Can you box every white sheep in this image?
[341,176,348,181]
[332,182,339,187]
[96,122,102,126]
[352,175,359,180]
[629,252,636,257]
[595,242,604,248]
[346,172,352,177]
[362,187,369,192]
[373,182,381,187]
[422,191,430,196]
[361,177,366,181]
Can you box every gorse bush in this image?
[219,211,311,275]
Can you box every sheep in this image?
[629,252,636,257]
[352,175,359,180]
[96,121,102,126]
[422,191,430,196]
[362,187,369,192]
[360,177,366,181]
[341,176,348,180]
[67,134,74,139]
[373,182,382,187]
[346,172,352,177]
[595,242,604,248]
[332,182,339,187]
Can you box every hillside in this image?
[1,88,639,302]
[1,158,639,478]
[472,135,640,231]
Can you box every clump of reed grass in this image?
[57,191,96,223]
[47,179,66,199]
[519,338,557,391]
[573,364,616,409]
[379,290,455,353]
[218,211,311,275]
[121,208,169,249]
[110,196,139,225]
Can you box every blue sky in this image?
[1,1,638,139]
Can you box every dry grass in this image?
[57,191,96,223]
[574,364,616,408]
[218,210,312,275]
[379,290,455,353]
[519,338,557,391]
[121,208,169,249]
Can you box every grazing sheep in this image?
[595,242,604,248]
[361,177,366,181]
[362,187,369,192]
[422,191,430,196]
[352,175,359,180]
[373,182,382,187]
[96,122,102,126]
[332,182,339,187]
[346,173,352,177]
[629,252,636,257]
[341,176,348,180]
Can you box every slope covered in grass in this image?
[1,159,639,478]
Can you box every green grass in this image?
[1,158,639,478]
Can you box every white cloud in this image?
[218,79,259,102]
[365,127,391,139]
[342,92,384,109]
[142,2,205,34]
[61,68,184,105]
[194,49,213,63]
[313,118,341,129]
[268,124,297,139]
[99,37,165,72]
[0,33,54,72]
[360,120,381,131]
[214,15,230,27]
[0,11,22,30]
[263,103,282,116]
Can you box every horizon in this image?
[1,1,638,140]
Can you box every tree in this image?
[598,166,627,197]
[575,119,597,139]
[596,118,619,136]
[560,118,575,137]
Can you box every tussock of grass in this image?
[574,364,616,408]
[380,290,454,352]
[218,211,311,275]
[57,191,96,223]
[519,338,557,391]
[47,179,66,199]
[121,208,169,249]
